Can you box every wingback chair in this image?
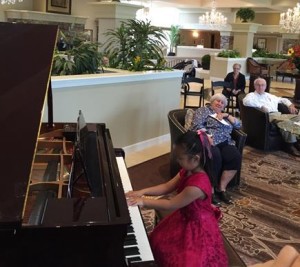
[167,109,247,187]
[246,57,270,77]
[238,94,290,151]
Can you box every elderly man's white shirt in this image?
[243,91,292,112]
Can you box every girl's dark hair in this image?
[175,130,215,181]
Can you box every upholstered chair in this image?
[167,109,247,187]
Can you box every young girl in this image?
[126,130,228,267]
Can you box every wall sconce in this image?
[192,31,199,45]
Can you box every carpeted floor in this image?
[128,146,300,266]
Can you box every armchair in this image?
[275,60,295,82]
[238,94,290,151]
[167,109,247,187]
[246,57,270,76]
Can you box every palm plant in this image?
[168,25,180,55]
[52,31,102,75]
[104,19,167,71]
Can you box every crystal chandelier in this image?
[279,3,300,33]
[199,0,227,30]
[1,0,23,4]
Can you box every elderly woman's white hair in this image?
[210,93,228,107]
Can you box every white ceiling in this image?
[150,0,299,13]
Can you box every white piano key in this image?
[116,157,155,263]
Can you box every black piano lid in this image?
[0,23,58,228]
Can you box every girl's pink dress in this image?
[149,169,228,267]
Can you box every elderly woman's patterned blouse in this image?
[190,106,241,146]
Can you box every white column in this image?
[89,2,142,44]
[230,23,261,58]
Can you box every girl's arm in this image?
[126,173,181,198]
[127,185,206,211]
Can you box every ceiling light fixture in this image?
[279,3,300,33]
[198,0,227,30]
[1,0,23,4]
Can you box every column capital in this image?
[230,22,261,33]
[89,2,143,19]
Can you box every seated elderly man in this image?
[243,77,300,156]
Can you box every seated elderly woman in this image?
[189,93,242,204]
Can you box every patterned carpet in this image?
[221,147,300,265]
[128,147,300,266]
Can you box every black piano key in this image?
[124,238,138,247]
[127,225,134,233]
[127,256,142,263]
[124,246,140,256]
[125,233,136,240]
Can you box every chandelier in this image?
[279,3,300,33]
[199,0,227,30]
[1,0,23,4]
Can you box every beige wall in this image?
[254,13,281,25]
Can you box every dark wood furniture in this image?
[0,23,155,267]
[182,77,205,108]
[275,60,295,82]
[246,57,270,77]
[275,70,300,106]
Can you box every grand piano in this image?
[0,23,155,267]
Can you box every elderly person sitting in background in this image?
[243,77,300,157]
[189,93,242,204]
[223,63,246,116]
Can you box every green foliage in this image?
[52,31,102,76]
[217,49,241,58]
[252,49,289,59]
[103,19,167,71]
[236,8,255,22]
[201,54,211,70]
[168,25,180,53]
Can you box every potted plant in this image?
[201,54,211,70]
[217,49,241,58]
[168,25,180,56]
[236,8,255,22]
[52,31,102,75]
[104,19,167,71]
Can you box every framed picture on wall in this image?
[257,38,266,49]
[46,0,72,15]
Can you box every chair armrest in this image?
[231,128,247,154]
[278,103,290,114]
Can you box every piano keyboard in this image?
[116,156,155,265]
